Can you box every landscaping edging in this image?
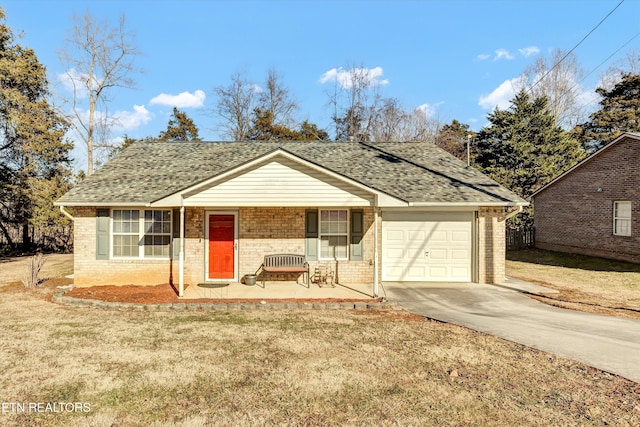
[52,288,398,312]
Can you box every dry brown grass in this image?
[507,249,640,319]
[0,284,638,426]
[0,253,73,286]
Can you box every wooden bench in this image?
[260,254,309,287]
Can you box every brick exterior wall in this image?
[73,206,376,287]
[72,205,507,287]
[534,137,640,263]
[478,207,506,284]
[73,207,173,287]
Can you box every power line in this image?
[579,29,640,86]
[529,0,626,93]
[564,23,640,115]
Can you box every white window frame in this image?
[318,209,349,261]
[111,209,172,259]
[613,201,632,236]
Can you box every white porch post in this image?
[179,205,185,297]
[373,205,379,297]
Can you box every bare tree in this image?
[58,11,140,175]
[214,71,257,140]
[516,49,586,129]
[370,98,440,142]
[370,98,405,141]
[600,50,640,91]
[257,68,298,128]
[401,108,441,142]
[327,64,383,141]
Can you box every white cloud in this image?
[57,68,94,98]
[112,105,153,131]
[415,102,442,118]
[494,49,515,61]
[477,53,491,61]
[71,104,152,132]
[319,66,389,89]
[150,89,206,108]
[478,76,526,110]
[518,46,540,57]
[416,104,434,117]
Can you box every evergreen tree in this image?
[475,90,585,227]
[0,8,73,251]
[299,120,329,141]
[575,72,640,151]
[434,119,475,161]
[248,108,329,141]
[334,105,370,141]
[158,107,200,141]
[249,108,299,141]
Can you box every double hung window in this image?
[613,201,631,236]
[319,209,348,260]
[112,209,171,258]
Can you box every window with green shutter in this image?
[306,209,365,261]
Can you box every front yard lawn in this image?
[507,249,640,319]
[0,283,638,426]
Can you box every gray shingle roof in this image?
[56,141,527,206]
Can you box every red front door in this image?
[208,214,235,279]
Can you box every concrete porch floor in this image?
[182,281,377,300]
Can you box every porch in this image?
[182,280,376,300]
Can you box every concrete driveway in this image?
[383,280,640,383]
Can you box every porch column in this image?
[373,206,379,297]
[179,205,185,297]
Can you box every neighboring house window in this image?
[320,209,348,259]
[613,201,632,236]
[112,209,171,258]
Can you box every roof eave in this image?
[408,201,529,207]
[54,201,153,207]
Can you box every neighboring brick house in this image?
[531,132,640,263]
[55,141,527,297]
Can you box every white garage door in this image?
[382,211,473,282]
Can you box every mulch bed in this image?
[65,283,381,305]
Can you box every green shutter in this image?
[350,209,364,261]
[172,208,180,258]
[305,209,318,261]
[96,208,110,260]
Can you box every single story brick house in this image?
[55,141,527,297]
[531,132,640,263]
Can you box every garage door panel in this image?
[407,266,427,280]
[386,247,405,259]
[387,229,404,241]
[452,230,470,242]
[382,212,472,282]
[451,249,470,260]
[427,266,448,280]
[429,248,447,261]
[428,230,446,242]
[407,230,428,243]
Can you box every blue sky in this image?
[3,0,640,169]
